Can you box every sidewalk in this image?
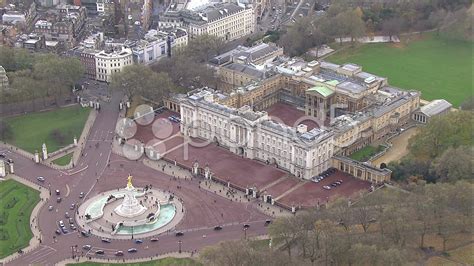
[57,251,194,266]
[0,174,50,264]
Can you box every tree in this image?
[408,111,474,160]
[382,17,403,40]
[185,34,225,62]
[268,216,301,259]
[336,9,366,44]
[111,65,175,102]
[431,146,473,181]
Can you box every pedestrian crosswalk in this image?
[21,245,57,265]
[88,130,114,142]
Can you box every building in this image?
[170,56,424,182]
[2,1,37,30]
[95,48,133,82]
[160,27,188,53]
[412,99,452,124]
[67,46,99,79]
[0,66,9,91]
[127,33,168,65]
[159,3,255,41]
[33,5,87,48]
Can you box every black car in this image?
[175,231,184,237]
[55,229,61,235]
[331,183,338,187]
[81,231,90,237]
[264,220,272,226]
[56,197,62,203]
[243,224,250,229]
[95,250,105,255]
[0,153,5,158]
[214,226,223,231]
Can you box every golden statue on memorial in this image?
[127,174,133,189]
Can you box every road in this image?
[5,90,270,265]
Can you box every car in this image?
[57,197,62,203]
[335,181,342,185]
[134,239,143,244]
[65,212,70,218]
[0,153,5,158]
[70,204,75,210]
[323,185,331,190]
[48,205,53,211]
[101,238,111,243]
[264,220,272,226]
[214,226,223,231]
[69,218,74,224]
[61,227,69,234]
[82,245,92,250]
[95,250,105,255]
[81,231,90,237]
[55,189,60,195]
[128,248,137,253]
[36,176,45,182]
[338,179,343,183]
[243,224,250,229]
[150,238,159,242]
[331,183,338,187]
[55,229,61,235]
[115,251,124,256]
[70,224,76,230]
[79,192,84,198]
[59,220,65,227]
[175,231,184,237]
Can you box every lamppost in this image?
[178,240,182,253]
[131,226,134,240]
[243,227,248,240]
[71,245,75,259]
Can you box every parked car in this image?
[56,197,62,203]
[95,250,105,255]
[323,185,331,190]
[55,229,61,235]
[214,226,223,231]
[55,189,60,195]
[59,220,65,227]
[82,245,92,250]
[101,238,111,243]
[79,192,84,198]
[175,231,184,237]
[150,238,159,242]
[128,248,137,253]
[70,203,75,210]
[36,176,45,182]
[115,251,124,256]
[81,231,90,237]
[61,227,68,234]
[243,224,250,229]
[48,205,53,211]
[134,239,143,244]
[0,153,5,158]
[65,212,70,218]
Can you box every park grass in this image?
[68,257,202,266]
[53,153,73,166]
[4,105,90,153]
[327,33,473,107]
[349,145,384,162]
[0,179,40,258]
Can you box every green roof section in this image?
[307,86,335,98]
[325,80,340,86]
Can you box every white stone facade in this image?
[179,92,334,180]
[95,48,133,82]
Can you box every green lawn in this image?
[68,257,202,266]
[0,179,40,258]
[349,145,385,162]
[53,153,73,166]
[3,105,90,153]
[327,33,473,107]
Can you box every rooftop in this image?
[420,99,452,117]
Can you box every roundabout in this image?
[77,175,183,239]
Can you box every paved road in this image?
[5,91,270,265]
